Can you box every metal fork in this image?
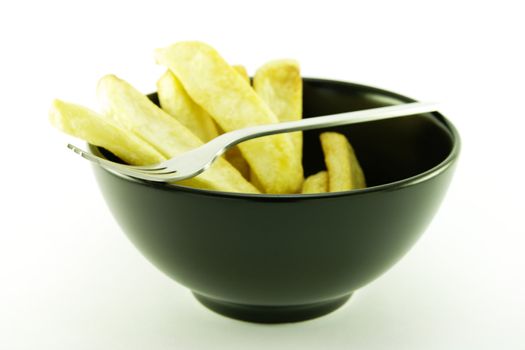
[68,102,439,182]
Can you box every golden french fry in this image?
[155,42,303,194]
[320,132,366,192]
[235,62,273,188]
[248,172,264,192]
[232,65,250,84]
[253,59,302,156]
[96,74,259,194]
[158,69,250,178]
[253,59,303,191]
[224,65,251,178]
[222,146,251,180]
[230,61,262,187]
[301,171,328,194]
[157,70,219,142]
[49,99,165,165]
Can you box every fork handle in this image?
[220,101,439,149]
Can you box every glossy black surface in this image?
[90,78,460,323]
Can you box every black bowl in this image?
[90,78,460,323]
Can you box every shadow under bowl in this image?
[90,78,460,323]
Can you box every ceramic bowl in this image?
[90,78,460,323]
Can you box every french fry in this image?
[222,146,251,180]
[301,171,328,194]
[232,65,250,83]
[158,68,250,178]
[223,65,251,178]
[253,59,303,192]
[96,74,259,194]
[155,41,303,194]
[253,59,302,159]
[320,132,366,192]
[232,61,269,188]
[157,70,219,142]
[49,99,165,165]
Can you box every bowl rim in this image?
[90,77,461,200]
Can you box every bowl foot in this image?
[193,293,352,323]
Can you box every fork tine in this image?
[67,144,175,181]
[67,144,169,172]
[133,167,174,175]
[68,144,130,170]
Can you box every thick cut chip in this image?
[157,70,219,142]
[253,60,302,123]
[155,41,303,194]
[49,99,165,165]
[253,59,303,190]
[96,74,259,194]
[253,59,302,158]
[320,132,366,192]
[223,65,251,178]
[232,65,250,83]
[223,146,250,180]
[158,69,249,178]
[301,171,328,194]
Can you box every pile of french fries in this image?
[49,41,366,194]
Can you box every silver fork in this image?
[68,102,439,182]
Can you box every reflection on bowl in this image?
[90,78,460,323]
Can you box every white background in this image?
[1,1,524,349]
